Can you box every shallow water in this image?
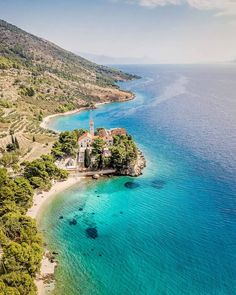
[40,64,236,295]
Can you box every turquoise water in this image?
[40,65,236,295]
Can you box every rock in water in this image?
[124,181,140,189]
[59,216,64,219]
[93,174,100,179]
[86,227,98,239]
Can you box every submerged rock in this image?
[86,227,98,239]
[78,208,83,211]
[151,180,166,189]
[59,216,64,219]
[69,219,77,225]
[124,181,140,189]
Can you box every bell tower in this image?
[90,117,94,137]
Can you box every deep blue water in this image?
[40,64,236,295]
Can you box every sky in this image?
[0,0,236,63]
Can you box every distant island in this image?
[0,19,144,294]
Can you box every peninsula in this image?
[54,117,146,177]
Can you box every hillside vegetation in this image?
[0,155,68,294]
[0,19,136,160]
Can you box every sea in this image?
[39,64,236,295]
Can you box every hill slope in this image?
[0,19,136,157]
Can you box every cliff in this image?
[116,149,146,177]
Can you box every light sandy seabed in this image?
[33,98,133,294]
[40,99,133,130]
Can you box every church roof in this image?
[78,132,92,141]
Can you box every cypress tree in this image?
[11,134,15,145]
[84,148,91,168]
[15,136,20,149]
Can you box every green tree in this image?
[110,135,137,170]
[73,128,86,140]
[51,141,64,159]
[84,148,91,168]
[0,213,41,244]
[0,272,36,295]
[6,143,16,152]
[14,137,20,149]
[0,152,19,167]
[13,177,33,209]
[92,138,105,155]
[2,241,43,275]
[11,135,15,146]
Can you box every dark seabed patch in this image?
[124,182,140,189]
[69,219,77,225]
[86,227,98,239]
[78,208,83,211]
[151,180,166,189]
[59,216,64,219]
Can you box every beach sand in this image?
[40,99,134,130]
[27,175,83,295]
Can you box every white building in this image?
[78,132,93,149]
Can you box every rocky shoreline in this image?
[116,149,146,177]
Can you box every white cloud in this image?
[122,0,236,15]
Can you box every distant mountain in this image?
[78,52,156,65]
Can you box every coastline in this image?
[40,96,135,130]
[35,93,136,295]
[27,175,83,295]
[27,175,83,220]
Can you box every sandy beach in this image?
[40,98,134,130]
[27,175,83,295]
[40,106,92,130]
[34,96,134,294]
[27,175,83,219]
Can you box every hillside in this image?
[0,19,136,159]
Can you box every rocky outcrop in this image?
[117,149,146,177]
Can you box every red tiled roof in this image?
[78,132,92,141]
